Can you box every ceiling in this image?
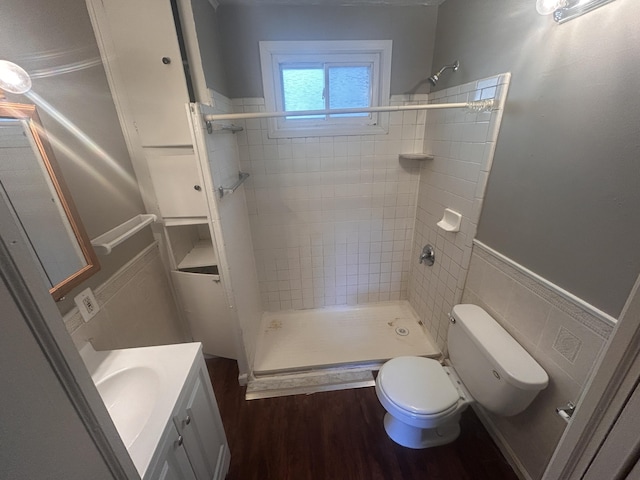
[215,0,445,6]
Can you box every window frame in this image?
[259,40,392,138]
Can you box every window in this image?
[259,40,392,138]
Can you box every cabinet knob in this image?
[162,57,171,65]
[177,435,184,446]
[185,415,191,425]
[193,185,202,191]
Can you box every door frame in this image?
[0,188,139,479]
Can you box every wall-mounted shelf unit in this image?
[399,153,434,161]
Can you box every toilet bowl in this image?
[375,356,473,448]
[375,304,548,449]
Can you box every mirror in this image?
[0,101,99,301]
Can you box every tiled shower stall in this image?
[234,74,510,348]
[237,95,428,310]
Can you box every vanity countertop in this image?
[80,342,203,477]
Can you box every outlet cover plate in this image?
[74,287,100,323]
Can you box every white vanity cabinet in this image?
[172,364,229,480]
[146,423,197,480]
[145,354,230,480]
[81,343,230,480]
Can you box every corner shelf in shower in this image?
[399,153,434,161]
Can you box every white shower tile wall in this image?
[407,74,511,351]
[233,95,428,311]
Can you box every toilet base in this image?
[383,412,461,449]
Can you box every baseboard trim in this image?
[472,404,533,480]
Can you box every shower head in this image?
[428,60,460,87]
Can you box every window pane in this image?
[281,67,324,120]
[328,65,371,117]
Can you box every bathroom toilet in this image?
[375,304,549,449]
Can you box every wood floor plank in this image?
[207,358,519,480]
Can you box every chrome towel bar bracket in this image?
[206,121,244,134]
[218,172,250,198]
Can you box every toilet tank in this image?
[448,304,548,416]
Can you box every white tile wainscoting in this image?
[65,243,186,350]
[463,240,614,480]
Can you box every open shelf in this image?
[165,222,219,274]
[178,240,217,270]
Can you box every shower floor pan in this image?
[252,301,440,375]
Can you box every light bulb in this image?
[536,0,566,15]
[0,60,32,94]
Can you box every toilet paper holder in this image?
[556,402,576,422]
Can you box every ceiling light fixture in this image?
[536,0,566,15]
[0,60,32,94]
[537,0,616,23]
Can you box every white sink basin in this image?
[95,367,160,447]
[80,342,202,477]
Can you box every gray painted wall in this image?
[189,0,230,97]
[1,0,152,313]
[432,0,640,316]
[217,5,438,98]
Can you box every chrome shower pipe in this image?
[428,60,460,86]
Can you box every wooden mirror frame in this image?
[0,101,100,300]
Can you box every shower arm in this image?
[202,98,494,122]
[434,60,460,78]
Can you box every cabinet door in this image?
[98,0,192,146]
[173,365,230,480]
[147,152,208,218]
[146,424,197,480]
[171,271,237,359]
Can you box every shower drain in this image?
[395,327,409,336]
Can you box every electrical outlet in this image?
[74,287,100,323]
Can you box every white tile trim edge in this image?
[473,240,616,339]
[63,241,161,334]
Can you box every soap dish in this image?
[437,208,462,232]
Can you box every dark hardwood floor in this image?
[207,358,518,480]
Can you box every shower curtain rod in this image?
[203,99,494,122]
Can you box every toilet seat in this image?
[377,356,460,418]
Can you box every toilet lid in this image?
[378,357,460,415]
